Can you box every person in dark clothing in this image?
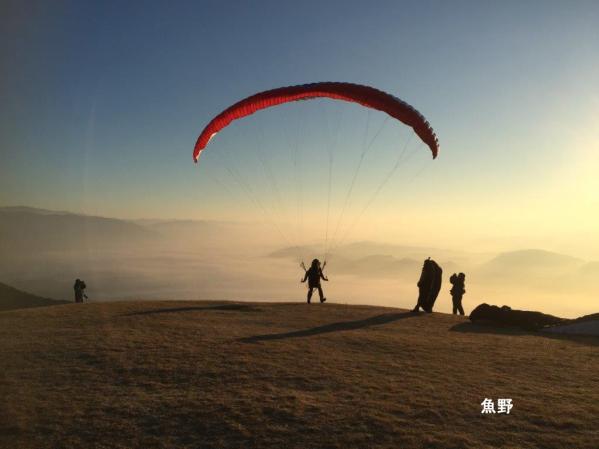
[73,279,87,303]
[301,259,328,303]
[449,272,466,315]
[412,257,442,313]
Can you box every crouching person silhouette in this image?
[301,259,328,304]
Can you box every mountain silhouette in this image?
[0,281,68,311]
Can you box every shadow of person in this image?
[450,321,599,347]
[124,304,259,316]
[240,311,418,343]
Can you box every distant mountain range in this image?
[0,206,160,253]
[273,244,599,283]
[3,207,597,276]
[0,206,264,256]
[0,206,270,300]
[579,261,599,276]
[0,206,597,312]
[479,249,584,271]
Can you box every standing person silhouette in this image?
[449,272,466,315]
[73,279,88,303]
[301,259,328,304]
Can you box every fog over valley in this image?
[1,207,597,318]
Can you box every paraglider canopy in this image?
[193,82,439,162]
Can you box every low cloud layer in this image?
[1,207,597,318]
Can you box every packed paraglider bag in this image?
[413,258,442,312]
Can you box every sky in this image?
[1,0,598,257]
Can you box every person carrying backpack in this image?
[73,279,88,303]
[449,272,466,315]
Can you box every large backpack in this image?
[422,260,442,312]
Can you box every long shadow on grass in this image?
[240,311,418,343]
[451,322,599,347]
[124,304,260,316]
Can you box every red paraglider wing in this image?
[193,82,439,162]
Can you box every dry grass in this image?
[1,300,598,449]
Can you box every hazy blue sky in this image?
[2,0,598,254]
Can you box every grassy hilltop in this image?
[0,281,68,312]
[1,301,598,449]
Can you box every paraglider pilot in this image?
[302,259,328,304]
